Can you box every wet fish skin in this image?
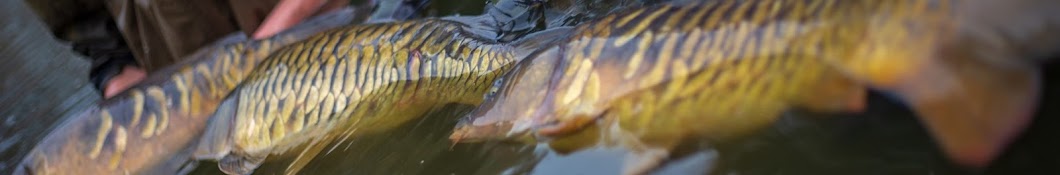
[16,37,258,175]
[451,0,1058,172]
[453,1,883,173]
[195,18,568,175]
[12,9,366,175]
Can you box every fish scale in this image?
[464,0,1060,171]
[198,18,569,175]
[450,1,985,174]
[13,10,364,174]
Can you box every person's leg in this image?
[103,0,172,72]
[21,0,106,32]
[99,0,167,97]
[102,0,242,72]
[23,0,140,98]
[99,0,246,97]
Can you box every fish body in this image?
[13,9,365,175]
[451,0,1059,173]
[194,18,568,174]
[454,2,874,173]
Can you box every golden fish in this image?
[13,9,365,175]
[191,18,569,174]
[450,0,1060,173]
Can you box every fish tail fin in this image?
[894,40,1042,168]
[956,0,1060,63]
[896,0,1060,167]
[842,0,1058,168]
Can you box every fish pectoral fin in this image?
[890,53,1040,168]
[547,122,603,154]
[282,135,336,175]
[611,123,682,175]
[796,71,868,114]
[536,113,597,137]
[177,159,200,175]
[219,152,266,175]
[449,120,519,143]
[622,148,670,175]
[620,135,679,175]
[193,91,240,160]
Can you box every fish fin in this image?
[218,151,266,175]
[619,131,679,175]
[547,122,602,154]
[510,27,574,60]
[880,0,1060,162]
[957,0,1060,63]
[909,0,1060,167]
[282,135,336,175]
[176,159,200,175]
[193,91,239,160]
[622,148,670,175]
[150,141,204,175]
[450,119,515,143]
[890,45,1040,168]
[796,69,867,113]
[536,113,596,137]
[201,91,263,175]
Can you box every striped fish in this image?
[450,0,1060,173]
[191,19,569,175]
[13,9,366,175]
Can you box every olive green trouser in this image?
[104,0,281,72]
[27,0,283,72]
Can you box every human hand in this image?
[103,65,146,99]
[252,0,350,39]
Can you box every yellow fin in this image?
[282,135,336,175]
[547,122,602,154]
[890,45,1040,168]
[796,69,868,113]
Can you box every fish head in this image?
[450,47,565,144]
